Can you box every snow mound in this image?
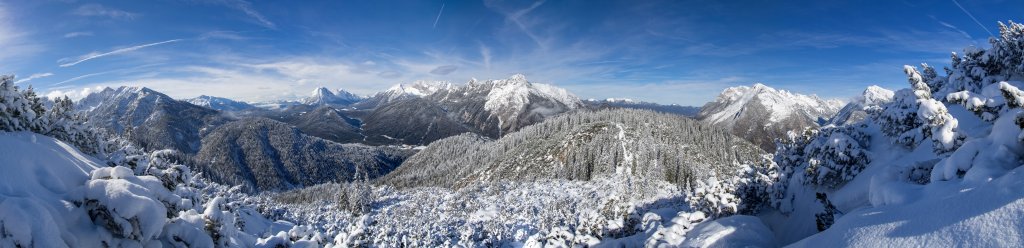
[681,215,776,248]
[794,165,1024,247]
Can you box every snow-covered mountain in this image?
[186,95,258,112]
[302,87,362,106]
[697,83,844,151]
[430,74,583,137]
[828,85,894,126]
[357,74,582,144]
[352,80,453,109]
[80,86,228,153]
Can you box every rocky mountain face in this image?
[382,109,765,189]
[361,97,474,145]
[697,83,844,151]
[584,98,701,117]
[290,106,365,144]
[194,117,413,192]
[80,86,228,153]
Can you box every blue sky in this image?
[1,0,1021,105]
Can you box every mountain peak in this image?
[858,85,895,106]
[303,86,360,106]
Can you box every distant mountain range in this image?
[76,75,867,192]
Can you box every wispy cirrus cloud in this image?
[63,31,94,38]
[14,73,53,84]
[58,39,183,67]
[202,0,275,29]
[73,4,138,20]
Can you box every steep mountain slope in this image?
[584,98,701,117]
[361,97,474,145]
[828,85,894,126]
[697,83,843,151]
[186,95,259,112]
[382,109,765,189]
[302,87,362,106]
[81,86,228,153]
[290,106,365,144]
[194,117,413,192]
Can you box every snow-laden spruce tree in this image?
[0,76,34,132]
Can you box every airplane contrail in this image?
[433,3,446,29]
[59,39,183,67]
[951,0,995,38]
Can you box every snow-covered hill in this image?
[697,83,844,151]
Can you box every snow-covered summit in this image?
[829,85,895,126]
[698,83,844,151]
[302,87,362,106]
[854,85,895,106]
[704,83,843,125]
[478,74,582,115]
[186,95,257,112]
[385,80,453,99]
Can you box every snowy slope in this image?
[758,22,1024,247]
[0,132,101,247]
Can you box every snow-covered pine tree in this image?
[0,75,33,132]
[21,85,46,133]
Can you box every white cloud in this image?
[14,73,53,84]
[429,65,458,75]
[64,31,94,38]
[73,4,138,20]
[203,0,275,29]
[58,39,183,67]
[45,86,107,101]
